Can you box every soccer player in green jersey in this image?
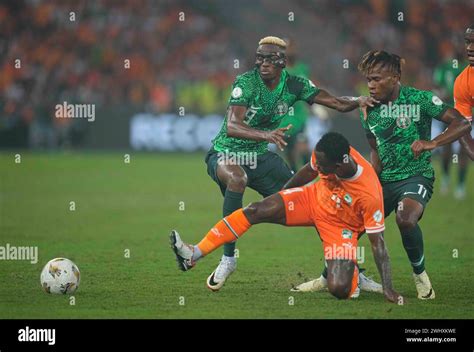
[202,36,377,291]
[356,51,470,299]
[278,38,312,172]
[293,50,471,300]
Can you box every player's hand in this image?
[358,96,380,120]
[265,124,292,151]
[411,140,437,159]
[384,288,404,304]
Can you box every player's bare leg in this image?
[326,259,358,299]
[396,198,435,299]
[292,260,380,295]
[170,193,286,275]
[292,232,382,294]
[217,164,248,193]
[440,144,452,195]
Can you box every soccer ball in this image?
[40,258,80,294]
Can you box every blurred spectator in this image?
[0,0,472,148]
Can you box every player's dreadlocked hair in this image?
[315,132,350,163]
[258,36,287,49]
[358,50,405,76]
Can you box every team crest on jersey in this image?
[396,115,411,129]
[274,101,289,116]
[342,229,353,239]
[231,87,243,99]
[344,193,352,205]
[373,210,383,223]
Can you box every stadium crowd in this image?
[0,0,472,147]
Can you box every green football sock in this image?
[458,166,467,187]
[400,224,425,275]
[223,189,243,257]
[442,157,450,177]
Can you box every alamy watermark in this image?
[217,151,257,169]
[18,326,55,345]
[55,101,95,122]
[380,102,420,119]
[0,243,38,264]
[379,102,425,130]
[324,243,365,264]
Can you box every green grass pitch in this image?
[0,151,473,318]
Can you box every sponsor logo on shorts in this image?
[342,229,353,239]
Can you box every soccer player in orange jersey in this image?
[456,24,474,161]
[170,132,402,303]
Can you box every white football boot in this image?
[291,275,328,292]
[359,270,383,293]
[291,270,381,294]
[206,255,236,291]
[290,275,360,298]
[454,185,466,200]
[170,230,195,271]
[413,270,435,299]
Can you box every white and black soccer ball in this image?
[40,258,80,294]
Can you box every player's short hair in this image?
[258,36,287,49]
[315,132,350,163]
[358,50,405,76]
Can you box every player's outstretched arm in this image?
[282,162,318,189]
[311,89,379,113]
[367,232,403,304]
[226,105,291,151]
[411,108,471,158]
[459,133,474,160]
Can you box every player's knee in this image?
[226,172,248,193]
[396,213,417,231]
[243,202,264,224]
[328,281,351,300]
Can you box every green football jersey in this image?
[433,60,467,105]
[360,85,449,183]
[279,62,311,135]
[212,68,320,155]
